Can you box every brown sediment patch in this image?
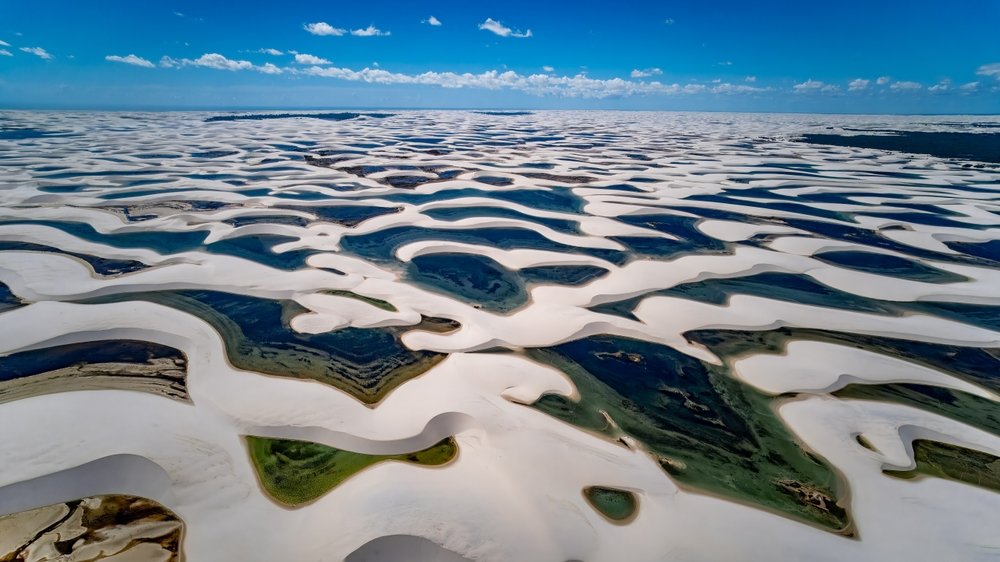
[0,340,188,404]
[0,359,188,404]
[0,495,184,561]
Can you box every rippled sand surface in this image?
[0,110,998,561]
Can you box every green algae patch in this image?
[246,436,458,507]
[885,440,1000,493]
[528,335,850,532]
[583,486,637,523]
[77,290,449,405]
[834,383,1000,438]
[322,289,398,312]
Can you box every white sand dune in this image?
[0,110,998,561]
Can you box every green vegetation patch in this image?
[246,436,458,506]
[885,439,1000,493]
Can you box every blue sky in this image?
[1,0,998,113]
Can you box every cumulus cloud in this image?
[876,75,891,85]
[0,49,10,57]
[257,62,282,75]
[630,67,663,78]
[977,62,1000,79]
[304,22,346,36]
[351,25,390,37]
[543,65,554,72]
[187,53,253,71]
[294,64,772,98]
[20,46,52,59]
[160,53,282,74]
[257,48,283,56]
[793,79,838,93]
[105,54,155,68]
[664,18,675,24]
[890,80,922,90]
[848,78,869,91]
[294,53,331,65]
[138,51,766,99]
[479,18,532,38]
[960,81,979,92]
[744,75,756,83]
[0,40,9,46]
[423,16,442,26]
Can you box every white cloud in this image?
[479,18,532,38]
[710,82,770,94]
[161,53,282,74]
[793,79,838,93]
[876,75,891,85]
[173,11,184,17]
[977,62,1000,79]
[351,25,390,37]
[141,51,781,99]
[848,78,869,91]
[890,80,922,90]
[744,75,756,83]
[257,48,283,56]
[664,18,675,25]
[960,81,979,92]
[20,46,52,60]
[294,53,331,65]
[304,22,346,36]
[423,16,442,26]
[105,54,155,68]
[257,62,282,75]
[0,40,9,47]
[542,65,554,72]
[294,64,774,98]
[717,60,732,66]
[928,79,951,93]
[188,53,253,71]
[630,67,663,78]
[0,49,10,57]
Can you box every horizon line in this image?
[2,105,999,117]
